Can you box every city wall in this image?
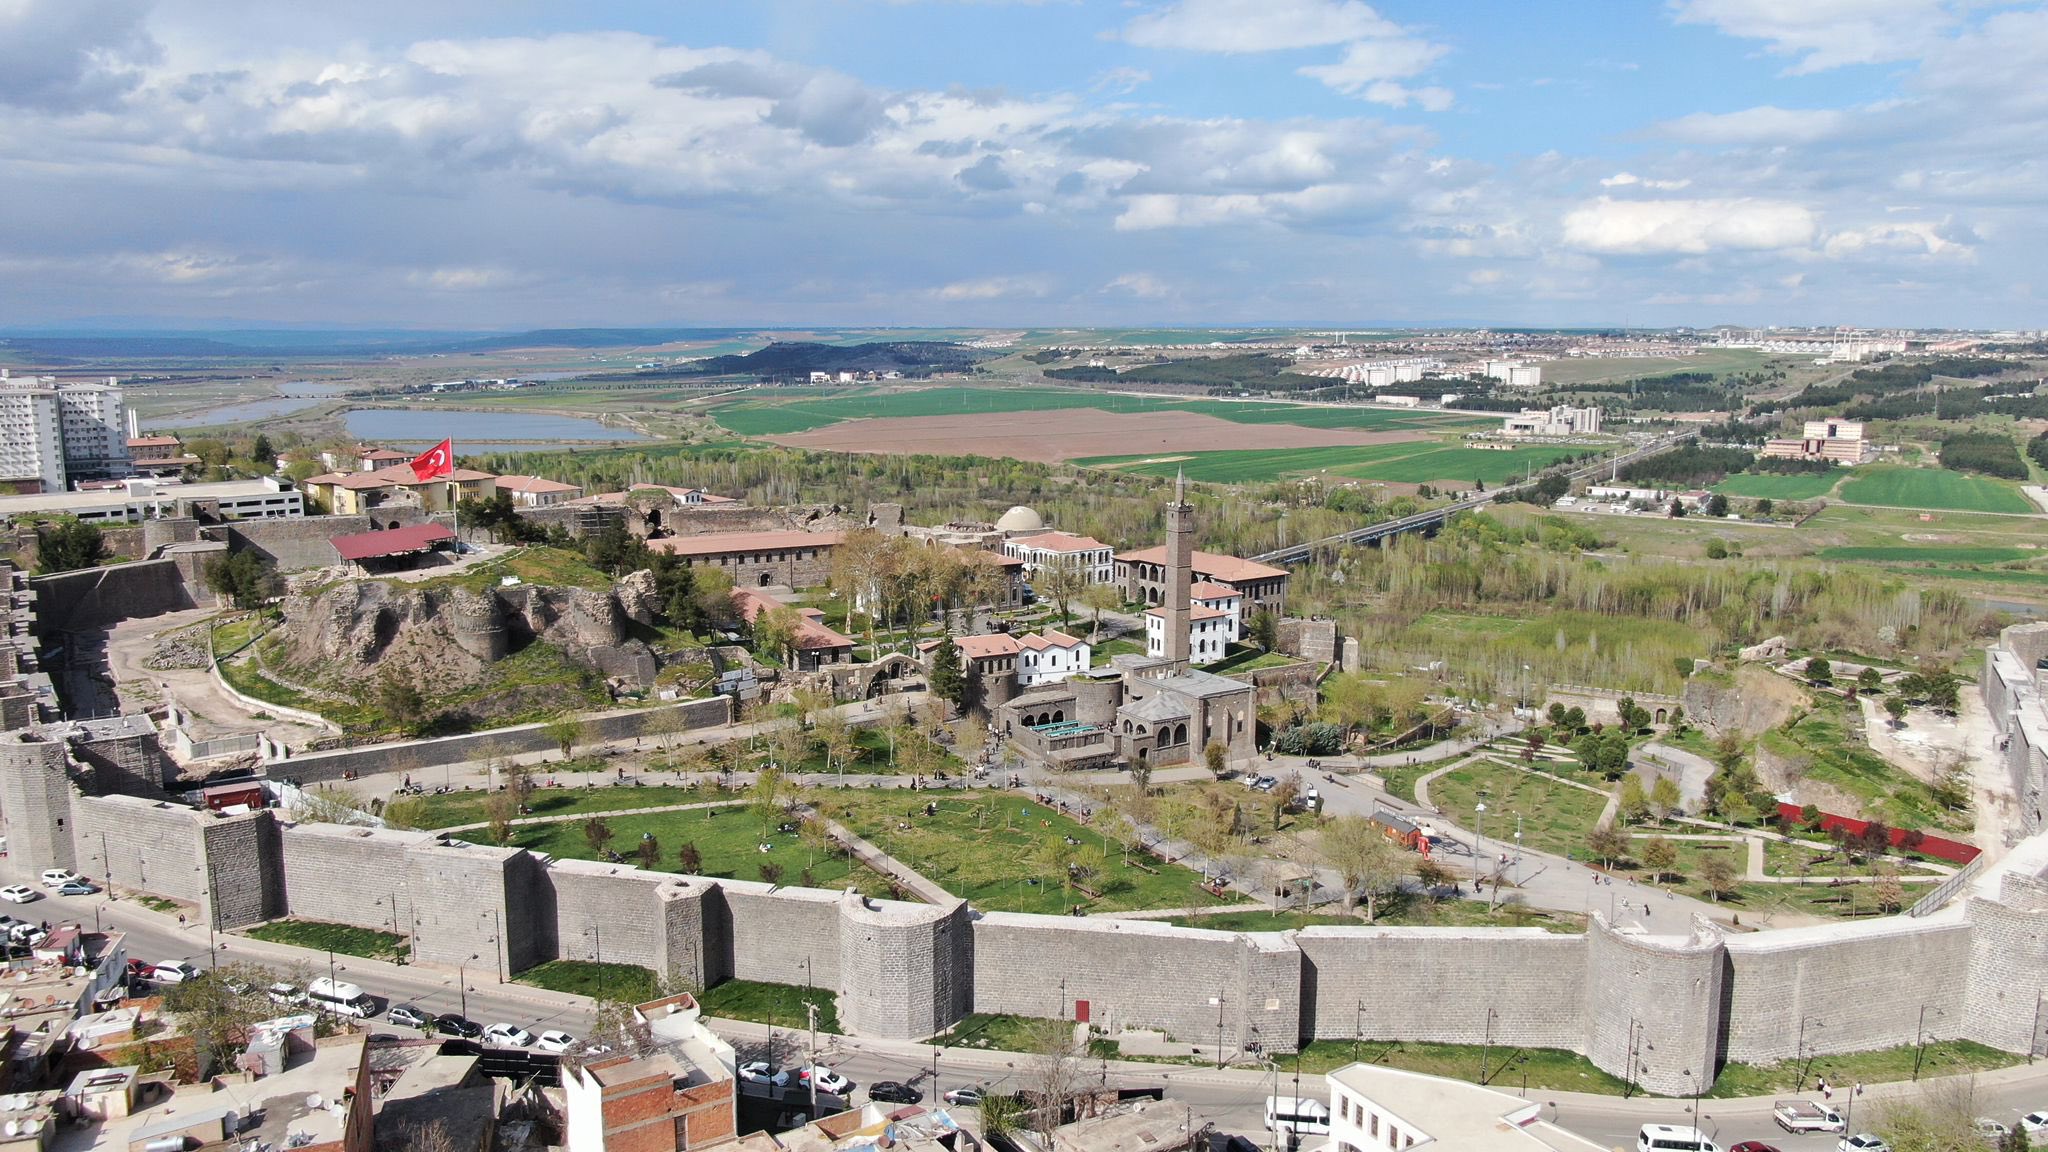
[30,558,205,634]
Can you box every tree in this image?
[1885,694,1910,727]
[1248,609,1280,653]
[1127,756,1153,793]
[1667,497,1686,518]
[759,861,785,886]
[1204,741,1228,780]
[1320,815,1408,922]
[1021,1016,1085,1138]
[587,996,653,1058]
[1873,865,1904,913]
[1806,656,1834,687]
[753,605,802,664]
[376,672,429,736]
[546,715,589,761]
[750,765,787,834]
[34,519,109,574]
[583,817,615,856]
[1079,582,1121,640]
[1704,493,1730,518]
[1649,776,1682,822]
[692,566,737,631]
[928,637,967,710]
[485,793,517,846]
[382,794,431,831]
[164,961,284,1075]
[678,841,703,874]
[1857,665,1884,693]
[1039,563,1085,630]
[1697,849,1738,901]
[205,549,280,609]
[815,708,856,777]
[978,1093,1024,1140]
[1413,856,1450,904]
[1641,836,1679,882]
[1755,497,1774,516]
[1618,775,1650,824]
[1586,821,1630,869]
[1269,777,1299,828]
[636,833,662,870]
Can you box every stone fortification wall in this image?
[967,915,1283,1051]
[1722,916,1972,1064]
[31,559,202,634]
[840,897,969,1041]
[200,812,283,929]
[0,738,78,883]
[723,884,843,991]
[271,696,731,780]
[280,823,433,937]
[1298,927,1585,1052]
[1961,871,2048,1055]
[548,860,671,971]
[403,839,529,969]
[1583,916,1724,1098]
[218,514,432,573]
[1275,619,1337,662]
[71,793,211,905]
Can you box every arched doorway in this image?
[757,571,774,587]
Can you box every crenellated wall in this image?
[840,896,969,1040]
[1583,915,1725,1098]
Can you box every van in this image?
[306,977,374,1018]
[1264,1097,1330,1143]
[1636,1125,1719,1152]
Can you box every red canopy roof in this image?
[331,523,456,562]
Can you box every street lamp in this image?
[1480,1007,1498,1084]
[585,925,605,997]
[1473,803,1488,891]
[460,955,476,1019]
[1796,1016,1824,1089]
[482,911,504,983]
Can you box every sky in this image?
[0,0,2042,331]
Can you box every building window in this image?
[1386,1126,1398,1148]
[1369,1115,1378,1138]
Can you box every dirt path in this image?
[101,607,334,749]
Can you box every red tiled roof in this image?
[1013,531,1107,554]
[1114,546,1288,582]
[496,474,583,494]
[330,523,456,562]
[647,530,843,558]
[1018,630,1084,651]
[955,633,1022,659]
[126,436,180,448]
[1146,603,1233,622]
[1191,581,1242,601]
[360,449,410,461]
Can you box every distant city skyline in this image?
[1,0,2042,329]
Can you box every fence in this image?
[188,733,262,761]
[1908,852,1988,917]
[1772,802,1982,866]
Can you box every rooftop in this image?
[495,474,583,494]
[955,633,1022,660]
[1146,668,1254,699]
[1325,1063,1605,1151]
[330,522,456,562]
[55,1034,368,1152]
[646,529,843,558]
[1189,581,1241,601]
[1114,547,1288,583]
[1015,531,1107,554]
[1018,630,1084,651]
[0,479,294,520]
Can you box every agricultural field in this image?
[1838,465,2033,514]
[1532,348,1775,386]
[1817,544,2037,565]
[1079,441,1576,486]
[1712,472,1844,501]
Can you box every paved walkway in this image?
[801,808,957,905]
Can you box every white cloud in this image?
[1600,172,1691,190]
[1119,0,1399,52]
[1091,66,1151,95]
[930,275,1052,300]
[1655,105,1848,144]
[1560,196,1817,254]
[1105,272,1172,297]
[1297,36,1445,90]
[407,266,532,291]
[1668,0,1958,74]
[1821,218,1971,258]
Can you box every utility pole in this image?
[806,1000,820,1117]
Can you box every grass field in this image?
[1762,699,1966,832]
[714,387,1471,438]
[698,979,842,1032]
[1286,1039,1632,1094]
[1818,544,2035,564]
[1707,1039,2019,1098]
[1838,465,2033,514]
[1159,895,1586,934]
[1079,440,1576,486]
[817,791,1244,915]
[1533,349,1773,386]
[1426,764,1612,861]
[242,919,408,961]
[1714,472,1844,500]
[517,960,660,1002]
[417,784,738,831]
[934,1013,1068,1051]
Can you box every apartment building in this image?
[0,373,133,491]
[1502,404,1602,437]
[1003,530,1115,585]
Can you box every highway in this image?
[1251,431,1698,567]
[66,887,2048,1150]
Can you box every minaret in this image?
[1163,469,1193,669]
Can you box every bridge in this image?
[1250,431,1698,566]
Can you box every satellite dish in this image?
[305,1095,323,1111]
[10,1117,23,1135]
[76,1039,94,1051]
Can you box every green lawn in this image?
[414,546,615,594]
[453,799,893,895]
[1078,442,1440,484]
[1285,1040,1632,1095]
[1762,700,1968,832]
[243,919,408,962]
[1715,472,1845,500]
[417,784,739,830]
[1372,752,1474,805]
[1707,1039,2019,1098]
[1427,764,1612,861]
[934,1013,1069,1051]
[1839,465,2033,514]
[1337,445,1577,486]
[698,978,842,1032]
[1818,544,2035,564]
[817,791,1246,915]
[517,960,660,1002]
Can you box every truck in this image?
[1772,1099,1845,1133]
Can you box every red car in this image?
[1730,1143,1782,1152]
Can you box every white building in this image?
[1326,1063,1606,1152]
[1502,405,1601,437]
[0,477,302,525]
[495,474,586,508]
[1004,530,1115,585]
[1146,601,1234,665]
[0,372,133,491]
[1018,629,1091,686]
[1586,484,1667,504]
[1484,361,1542,389]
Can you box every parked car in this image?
[150,962,202,984]
[267,983,306,1006]
[1974,1119,2009,1142]
[0,886,40,904]
[483,1024,535,1048]
[1730,1143,1783,1152]
[739,1062,792,1088]
[57,881,99,896]
[869,1082,921,1104]
[388,1004,431,1030]
[435,1014,483,1039]
[941,1087,985,1107]
[1838,1137,1889,1152]
[38,869,83,888]
[799,1066,851,1095]
[2023,1113,2048,1137]
[7,924,45,947]
[535,1031,577,1054]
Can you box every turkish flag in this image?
[409,439,454,481]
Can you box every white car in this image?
[2022,1112,2048,1137]
[483,1024,535,1048]
[535,1031,577,1054]
[38,869,82,888]
[0,886,39,904]
[267,983,306,1006]
[150,962,201,984]
[799,1066,851,1095]
[1838,1136,1889,1152]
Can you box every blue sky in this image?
[0,0,2040,329]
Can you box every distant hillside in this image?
[684,341,984,379]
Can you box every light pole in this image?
[586,925,605,998]
[1513,812,1524,888]
[482,911,504,983]
[1212,989,1227,1069]
[1683,1069,1705,1135]
[1480,1007,1498,1085]
[1796,1016,1824,1089]
[460,955,475,1020]
[1473,802,1488,892]
[326,948,338,991]
[1913,1005,1947,1080]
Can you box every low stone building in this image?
[1114,547,1287,623]
[647,529,843,589]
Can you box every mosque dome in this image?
[994,505,1045,532]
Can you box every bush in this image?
[1273,722,1346,756]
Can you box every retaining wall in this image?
[31,559,203,634]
